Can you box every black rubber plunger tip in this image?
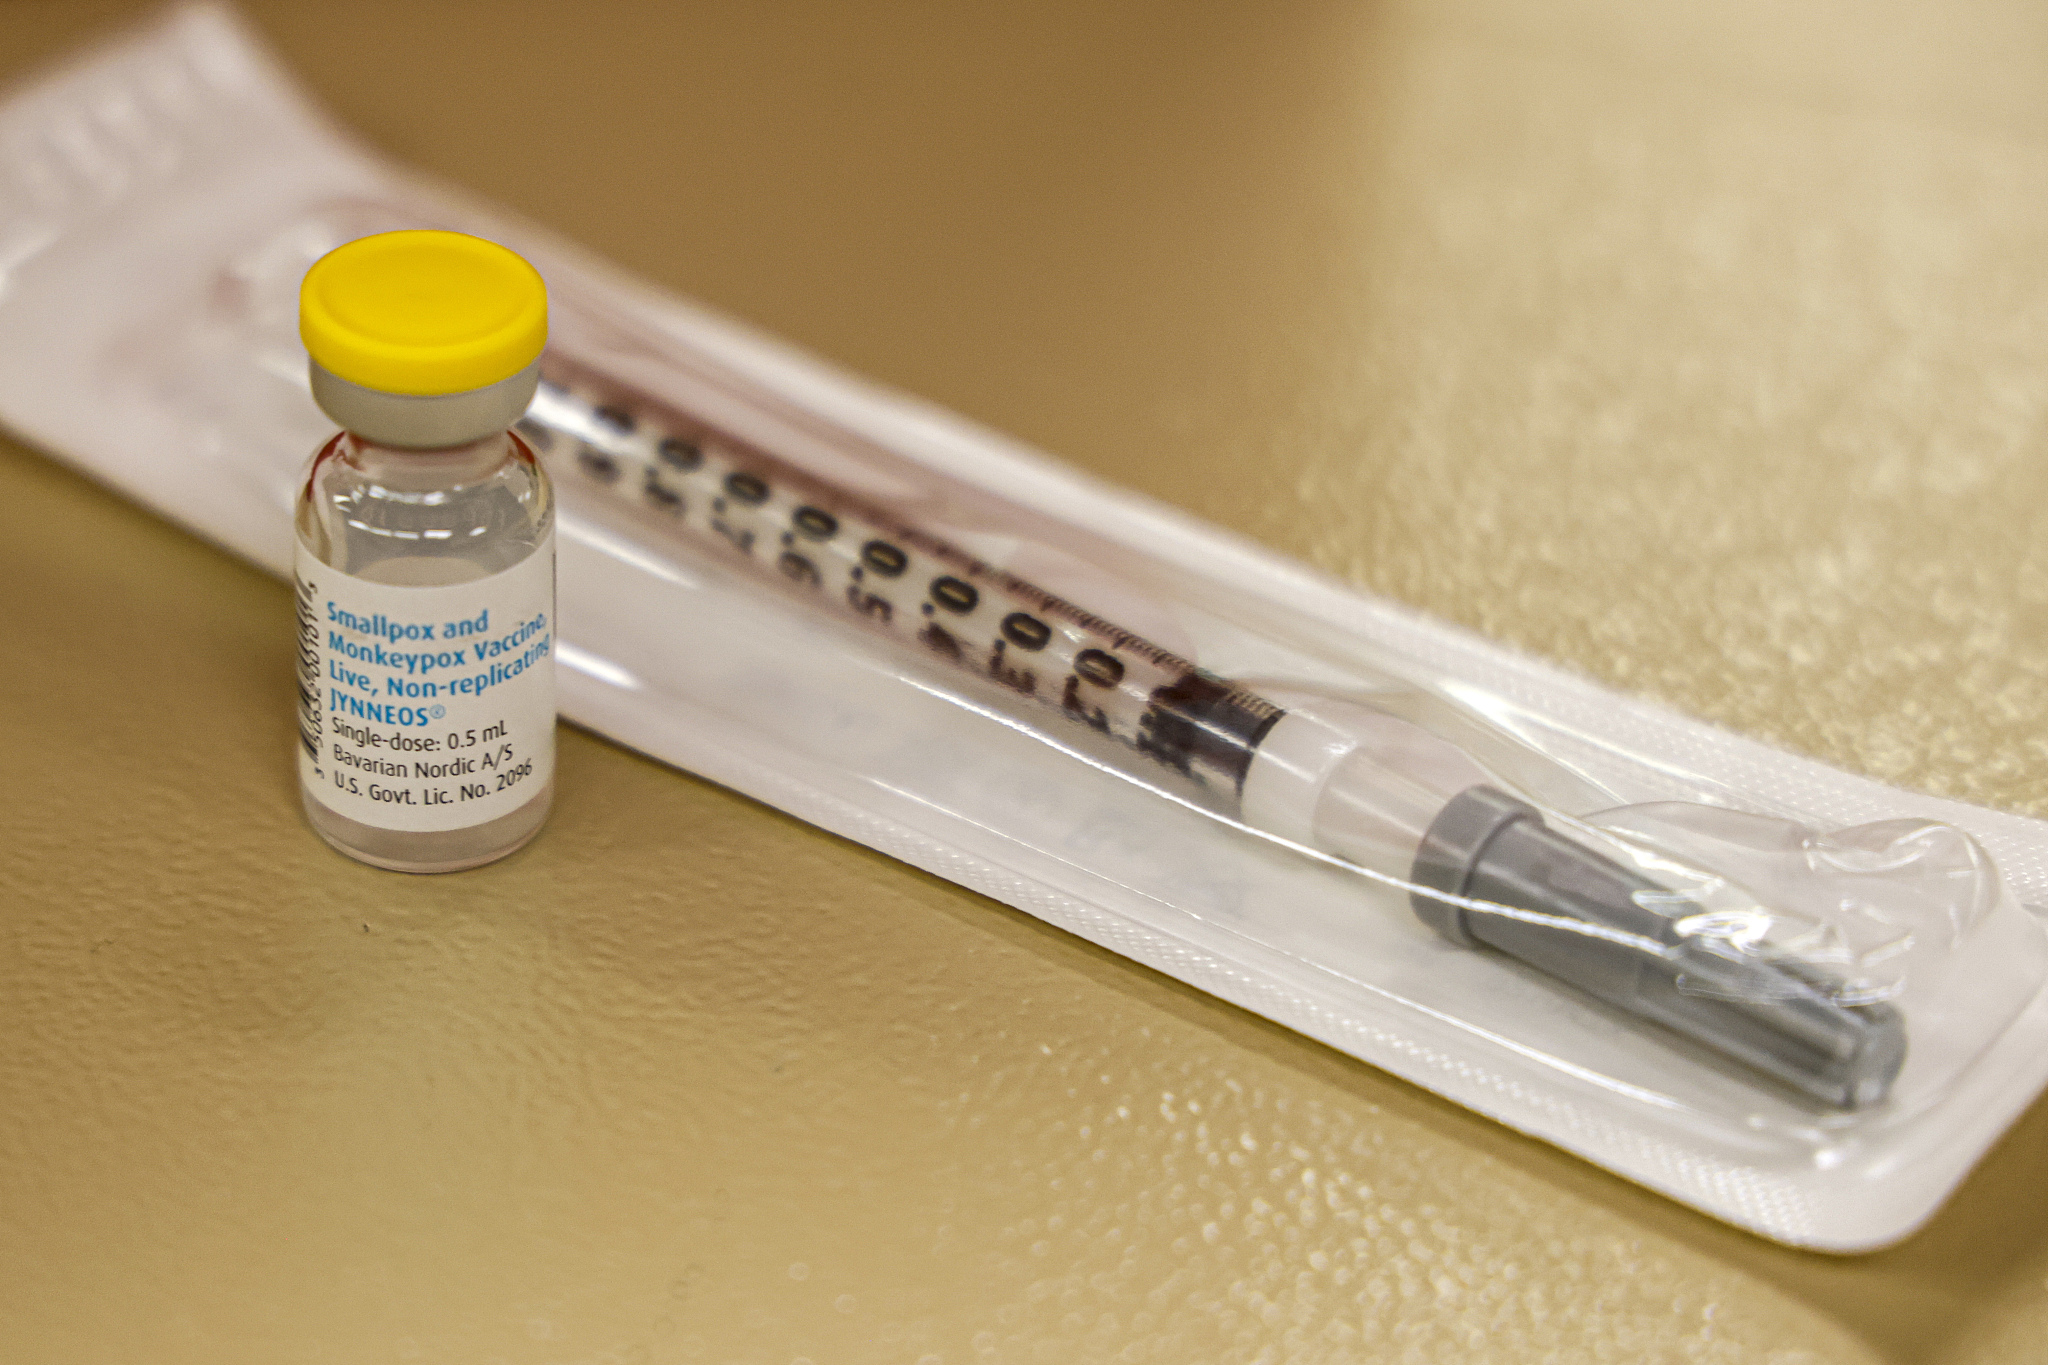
[1409,785,1909,1111]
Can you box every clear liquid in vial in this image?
[295,428,555,872]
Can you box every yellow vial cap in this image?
[300,230,547,396]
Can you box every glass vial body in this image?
[294,428,556,872]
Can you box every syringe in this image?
[520,357,1906,1110]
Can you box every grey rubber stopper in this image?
[1410,785,1907,1111]
[310,359,541,449]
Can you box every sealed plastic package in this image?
[4,4,2048,1249]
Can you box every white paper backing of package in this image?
[5,4,2048,1250]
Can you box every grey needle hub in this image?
[1411,785,1908,1110]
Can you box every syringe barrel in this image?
[1239,695,1496,877]
[525,366,1284,803]
[1411,785,1908,1110]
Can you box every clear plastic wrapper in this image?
[6,3,2048,1249]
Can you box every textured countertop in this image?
[5,1,2048,1360]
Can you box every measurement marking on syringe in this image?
[521,365,1280,801]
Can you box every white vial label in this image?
[294,533,556,832]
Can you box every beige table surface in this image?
[6,1,2048,1361]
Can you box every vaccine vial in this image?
[292,230,556,873]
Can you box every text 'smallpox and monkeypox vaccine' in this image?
[293,231,556,873]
